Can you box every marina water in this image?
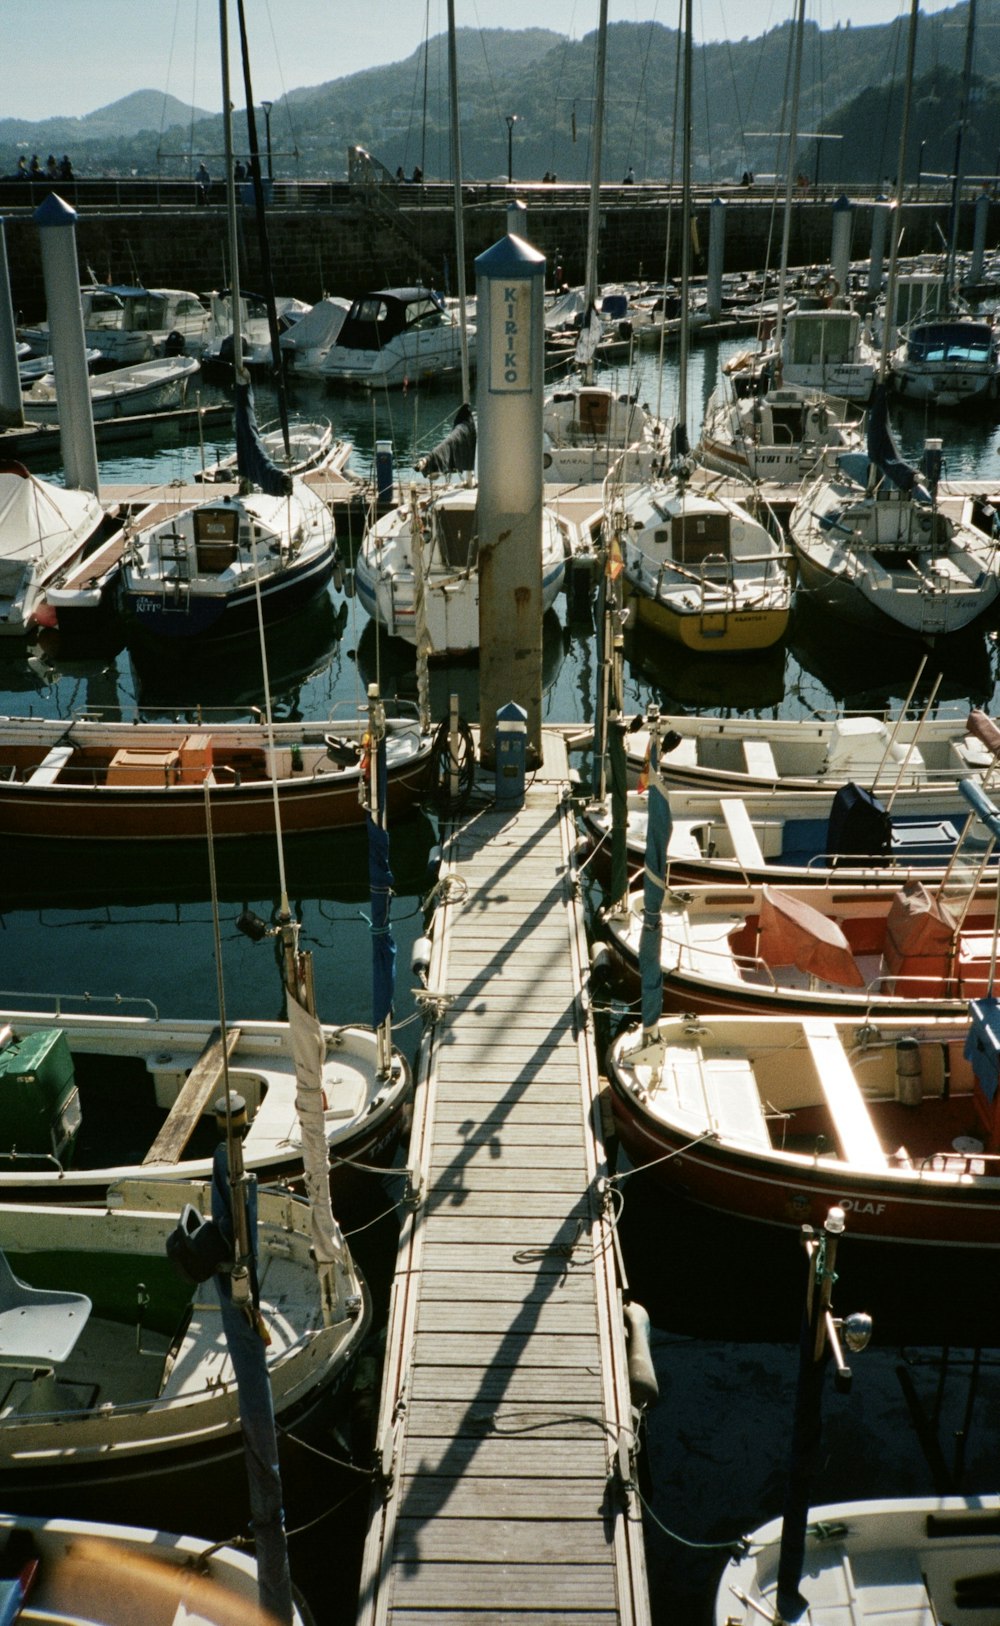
[2,337,1000,1622]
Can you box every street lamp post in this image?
[261,101,274,182]
[505,115,519,184]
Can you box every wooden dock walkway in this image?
[356,733,650,1626]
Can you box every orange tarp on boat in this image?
[882,879,957,976]
[759,886,866,987]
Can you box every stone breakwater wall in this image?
[3,187,987,320]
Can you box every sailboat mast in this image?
[219,0,243,382]
[774,0,806,363]
[879,0,919,386]
[583,0,609,380]
[677,0,692,445]
[447,0,471,402]
[947,0,977,291]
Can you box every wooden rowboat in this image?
[607,1009,1000,1247]
[0,708,433,841]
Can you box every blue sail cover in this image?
[211,1145,294,1625]
[368,732,397,1028]
[235,380,293,497]
[639,737,672,1034]
[866,383,930,502]
[416,403,477,475]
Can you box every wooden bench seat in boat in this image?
[720,798,766,873]
[802,1017,888,1168]
[143,1026,242,1165]
[741,739,778,780]
[26,744,73,786]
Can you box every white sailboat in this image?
[787,3,1000,640]
[697,2,864,487]
[616,0,790,654]
[353,4,570,658]
[541,0,671,485]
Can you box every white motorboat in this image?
[0,461,109,636]
[319,287,474,389]
[892,315,1000,409]
[19,286,210,366]
[717,1498,1000,1626]
[21,356,201,424]
[698,381,864,484]
[279,296,352,377]
[727,305,880,406]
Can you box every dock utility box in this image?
[0,1027,81,1166]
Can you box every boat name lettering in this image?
[837,1197,886,1216]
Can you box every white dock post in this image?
[34,192,99,495]
[475,229,546,768]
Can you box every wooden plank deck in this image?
[356,733,650,1626]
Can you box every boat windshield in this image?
[907,323,994,365]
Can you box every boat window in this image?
[122,295,167,332]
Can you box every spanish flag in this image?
[606,531,624,580]
[636,741,651,795]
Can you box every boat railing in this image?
[0,991,160,1019]
[918,1147,1000,1177]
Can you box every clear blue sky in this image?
[1,1,958,121]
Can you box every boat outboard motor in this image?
[825,781,892,859]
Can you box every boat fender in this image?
[590,942,613,986]
[163,329,186,357]
[426,844,442,886]
[0,1025,12,1052]
[332,552,345,594]
[895,1036,923,1106]
[623,1300,659,1410]
[343,566,356,600]
[809,405,829,433]
[411,935,433,985]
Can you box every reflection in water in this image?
[621,620,788,714]
[787,592,996,714]
[128,592,350,716]
[0,811,439,914]
[352,608,568,725]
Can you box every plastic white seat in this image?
[0,1247,91,1365]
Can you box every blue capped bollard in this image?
[495,701,527,808]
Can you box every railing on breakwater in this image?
[0,173,984,215]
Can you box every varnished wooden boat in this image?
[607,1009,1000,1247]
[0,708,433,840]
